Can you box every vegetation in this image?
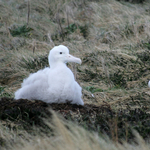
[1,0,150,149]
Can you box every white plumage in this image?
[148,81,150,88]
[15,45,84,105]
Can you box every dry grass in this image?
[1,0,150,148]
[0,0,150,109]
[1,0,150,104]
[0,112,150,150]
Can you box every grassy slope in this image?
[1,0,150,109]
[1,112,150,150]
[1,0,150,149]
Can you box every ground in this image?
[0,0,150,149]
[0,97,150,143]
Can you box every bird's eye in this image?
[60,52,62,54]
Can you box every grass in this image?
[1,0,150,149]
[0,112,150,150]
[0,86,13,98]
[84,86,104,93]
[9,25,33,37]
[19,54,49,71]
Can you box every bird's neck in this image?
[50,61,66,69]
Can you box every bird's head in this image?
[48,45,81,67]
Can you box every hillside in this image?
[0,0,150,149]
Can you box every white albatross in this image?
[148,81,150,88]
[14,45,84,105]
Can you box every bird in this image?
[148,81,150,88]
[14,45,84,105]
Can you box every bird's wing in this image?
[21,67,50,87]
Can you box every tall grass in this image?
[1,112,150,150]
[0,0,150,105]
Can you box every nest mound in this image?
[0,97,150,142]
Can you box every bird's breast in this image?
[48,67,74,86]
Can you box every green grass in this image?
[84,86,104,93]
[0,86,5,94]
[9,25,33,37]
[0,86,13,98]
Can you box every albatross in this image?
[148,81,150,88]
[14,45,84,105]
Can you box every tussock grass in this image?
[0,112,150,150]
[1,0,150,108]
[1,0,150,148]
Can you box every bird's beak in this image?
[66,54,82,64]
